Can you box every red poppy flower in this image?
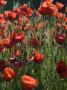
[36,22,44,30]
[38,2,58,16]
[1,24,7,33]
[0,14,4,18]
[33,50,44,64]
[10,31,26,46]
[55,2,64,10]
[21,75,38,90]
[19,4,32,16]
[0,18,6,24]
[15,32,26,44]
[3,67,16,81]
[29,37,40,48]
[19,4,27,10]
[56,61,67,78]
[18,16,29,30]
[0,0,6,6]
[55,33,66,45]
[64,17,67,22]
[13,8,21,16]
[9,31,17,47]
[0,14,6,24]
[55,12,65,19]
[62,24,67,31]
[2,38,10,48]
[4,11,17,19]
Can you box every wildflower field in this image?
[0,0,67,90]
